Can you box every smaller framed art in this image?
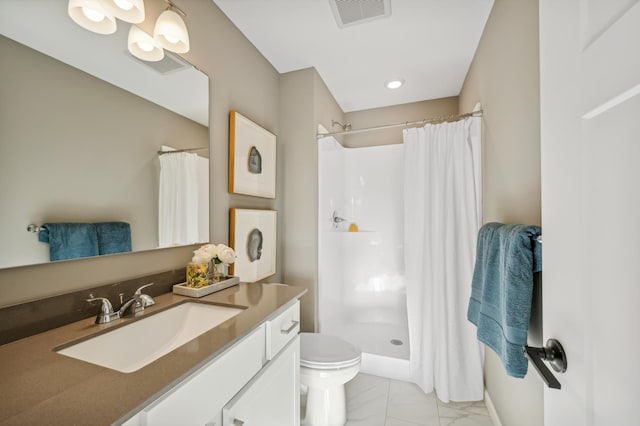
[229,111,276,199]
[229,208,277,282]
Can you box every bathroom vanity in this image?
[122,300,300,425]
[0,283,305,425]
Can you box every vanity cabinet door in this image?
[140,324,265,426]
[223,335,300,426]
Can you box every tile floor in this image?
[345,373,494,426]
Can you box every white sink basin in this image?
[56,302,243,373]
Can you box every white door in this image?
[540,1,640,425]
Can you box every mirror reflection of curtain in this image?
[158,152,200,247]
[196,156,210,244]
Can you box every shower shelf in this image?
[326,229,375,233]
[330,231,376,236]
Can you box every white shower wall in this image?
[318,137,409,378]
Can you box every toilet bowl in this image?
[300,333,361,426]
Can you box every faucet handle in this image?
[134,282,154,295]
[134,283,155,307]
[86,297,114,315]
[86,297,120,324]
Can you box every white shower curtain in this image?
[158,152,199,247]
[403,117,484,402]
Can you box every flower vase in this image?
[209,261,224,283]
[186,263,209,288]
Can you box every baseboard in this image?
[484,389,503,426]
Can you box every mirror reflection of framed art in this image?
[229,209,277,282]
[228,111,276,199]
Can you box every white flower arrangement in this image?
[192,243,236,265]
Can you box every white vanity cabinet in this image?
[120,300,300,426]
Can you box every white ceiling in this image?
[213,0,494,112]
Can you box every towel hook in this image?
[523,339,567,389]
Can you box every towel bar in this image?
[523,339,566,389]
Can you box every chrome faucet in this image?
[87,283,155,324]
[118,283,156,316]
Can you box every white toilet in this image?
[300,333,361,426]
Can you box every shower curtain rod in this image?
[157,147,209,155]
[316,110,483,139]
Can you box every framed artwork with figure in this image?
[229,208,277,282]
[228,111,276,198]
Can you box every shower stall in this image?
[318,136,410,381]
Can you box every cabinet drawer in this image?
[141,324,265,426]
[266,301,300,360]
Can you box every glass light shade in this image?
[103,0,145,23]
[68,0,117,35]
[153,9,190,53]
[128,25,164,62]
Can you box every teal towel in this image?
[95,222,132,255]
[467,222,542,378]
[38,223,99,261]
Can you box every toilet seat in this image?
[300,333,361,370]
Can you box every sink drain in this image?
[390,339,403,346]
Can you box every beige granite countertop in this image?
[0,282,307,425]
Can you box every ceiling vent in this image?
[329,0,391,28]
[128,49,191,75]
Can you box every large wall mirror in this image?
[0,0,210,269]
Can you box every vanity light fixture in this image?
[68,0,117,34]
[128,25,164,62]
[67,0,190,62]
[153,1,190,53]
[385,78,404,89]
[103,0,145,24]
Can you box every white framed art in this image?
[228,111,276,198]
[229,208,277,282]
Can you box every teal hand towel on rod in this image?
[38,223,99,261]
[95,222,132,255]
[467,222,542,378]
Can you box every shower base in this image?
[361,352,411,383]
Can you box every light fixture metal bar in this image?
[165,0,187,17]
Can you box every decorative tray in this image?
[172,276,240,298]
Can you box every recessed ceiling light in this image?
[385,79,404,89]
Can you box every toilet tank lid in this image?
[300,332,361,365]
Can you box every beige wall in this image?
[459,0,542,425]
[343,97,459,147]
[0,0,281,306]
[279,68,317,331]
[279,68,344,332]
